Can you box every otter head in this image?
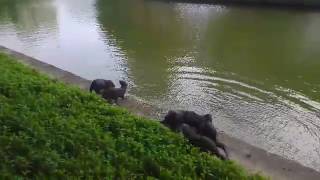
[119,80,128,88]
[161,110,180,130]
[203,114,213,124]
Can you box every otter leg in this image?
[111,97,119,106]
[105,98,112,104]
[199,136,227,160]
[215,141,229,159]
[181,124,226,160]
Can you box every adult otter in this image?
[161,110,228,159]
[102,80,128,103]
[162,110,212,131]
[89,79,115,94]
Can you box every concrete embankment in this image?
[1,45,319,180]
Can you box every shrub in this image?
[0,53,265,179]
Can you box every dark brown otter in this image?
[89,79,115,94]
[161,110,228,160]
[102,80,128,104]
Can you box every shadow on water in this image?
[0,0,58,51]
[0,0,56,31]
[96,0,195,99]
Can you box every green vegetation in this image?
[0,53,265,179]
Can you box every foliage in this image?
[0,53,265,179]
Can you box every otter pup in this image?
[102,80,128,104]
[90,79,115,94]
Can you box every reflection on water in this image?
[0,0,320,171]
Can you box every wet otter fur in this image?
[162,110,212,132]
[102,80,128,104]
[90,79,115,94]
[161,110,228,160]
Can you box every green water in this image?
[0,0,319,170]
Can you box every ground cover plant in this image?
[0,53,265,179]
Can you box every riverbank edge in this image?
[0,45,319,180]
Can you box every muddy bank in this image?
[1,45,319,180]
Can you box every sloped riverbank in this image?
[1,46,319,179]
[0,47,264,179]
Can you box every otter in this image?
[102,80,128,104]
[162,110,212,131]
[161,110,228,159]
[89,79,115,94]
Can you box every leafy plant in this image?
[0,53,265,179]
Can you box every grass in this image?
[0,53,265,179]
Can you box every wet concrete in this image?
[1,45,319,180]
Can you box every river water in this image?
[0,0,320,171]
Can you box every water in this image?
[0,0,320,171]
